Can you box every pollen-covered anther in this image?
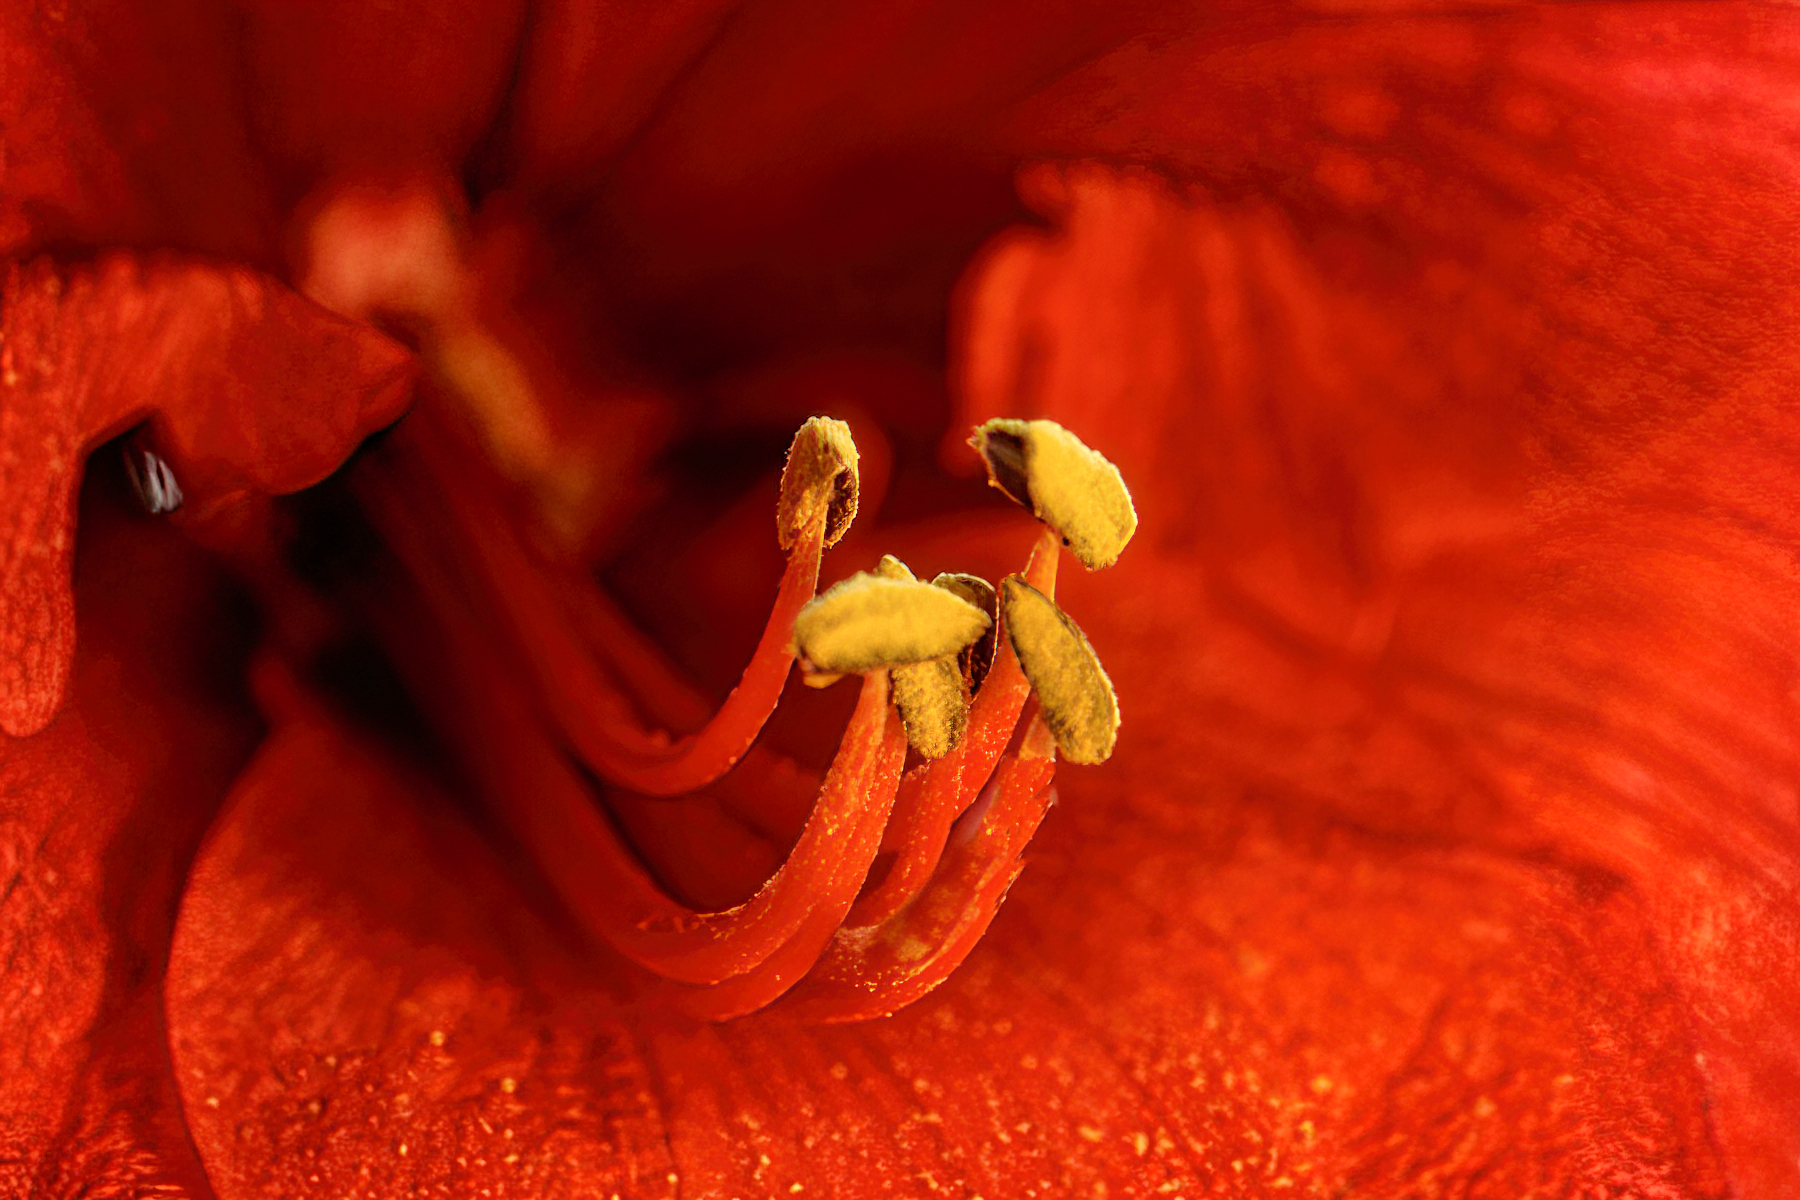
[971,418,1136,570]
[873,556,970,759]
[793,571,990,678]
[777,417,860,551]
[930,571,997,688]
[1000,576,1119,765]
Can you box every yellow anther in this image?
[778,417,860,550]
[871,555,970,758]
[794,572,990,676]
[1000,576,1118,764]
[971,419,1136,570]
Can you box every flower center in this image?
[297,184,1137,1021]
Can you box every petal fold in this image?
[0,253,412,735]
[0,474,257,1198]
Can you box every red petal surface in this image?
[237,0,525,187]
[0,254,411,736]
[165,704,678,1200]
[946,8,1800,1186]
[0,1,276,259]
[0,474,258,1198]
[1,0,529,259]
[163,675,1733,1197]
[12,1,1800,1196]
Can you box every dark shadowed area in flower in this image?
[3,2,1798,1198]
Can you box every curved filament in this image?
[403,408,823,796]
[597,672,905,984]
[357,458,903,994]
[848,527,1059,928]
[345,392,1118,1024]
[780,712,1060,1023]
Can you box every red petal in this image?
[3,0,529,257]
[166,676,1733,1197]
[0,1,276,259]
[501,0,737,188]
[238,0,525,182]
[165,703,678,1200]
[947,10,1800,1190]
[0,253,411,736]
[0,474,258,1196]
[511,1,1212,369]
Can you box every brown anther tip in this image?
[778,417,860,550]
[970,418,1136,570]
[931,572,998,689]
[929,572,995,616]
[794,572,991,675]
[1000,576,1118,765]
[874,554,915,582]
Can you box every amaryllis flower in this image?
[3,1,1797,1196]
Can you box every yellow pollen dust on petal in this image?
[1000,576,1118,765]
[777,417,860,550]
[794,572,990,676]
[971,418,1137,570]
[874,556,970,758]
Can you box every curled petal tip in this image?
[971,418,1136,570]
[778,416,860,551]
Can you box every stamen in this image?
[1001,575,1119,765]
[580,670,907,986]
[930,571,998,687]
[793,573,990,675]
[781,709,1060,1023]
[874,555,969,760]
[971,418,1137,570]
[777,417,860,550]
[348,394,1136,1023]
[392,411,846,796]
[845,529,1059,929]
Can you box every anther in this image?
[999,576,1118,765]
[970,419,1136,570]
[121,435,184,515]
[874,556,970,759]
[778,417,860,550]
[794,572,990,676]
[930,572,997,688]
